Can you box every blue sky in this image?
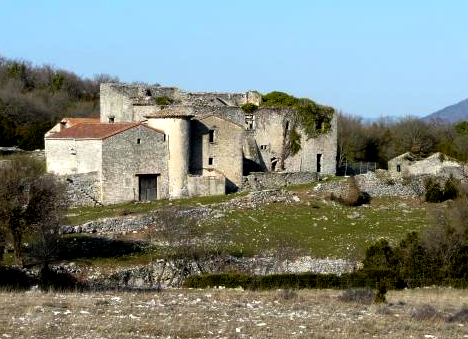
[1,0,467,118]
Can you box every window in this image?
[285,121,290,130]
[260,145,268,150]
[245,115,255,130]
[209,130,215,143]
[163,134,166,142]
[397,165,401,172]
[208,157,214,165]
[137,138,141,144]
[108,116,115,123]
[316,119,324,131]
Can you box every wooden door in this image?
[139,175,157,201]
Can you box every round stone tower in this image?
[145,108,193,199]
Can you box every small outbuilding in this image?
[388,152,466,179]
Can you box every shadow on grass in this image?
[56,235,146,261]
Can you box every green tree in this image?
[51,73,65,92]
[17,121,54,150]
[454,121,468,135]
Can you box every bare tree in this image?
[28,174,68,267]
[337,113,366,163]
[0,155,67,266]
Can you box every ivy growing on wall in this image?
[289,126,301,155]
[260,91,334,155]
[260,91,334,139]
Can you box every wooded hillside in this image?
[0,55,118,150]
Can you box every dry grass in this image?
[0,288,467,338]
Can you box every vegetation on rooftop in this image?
[261,91,334,138]
[155,96,174,106]
[259,91,334,157]
[240,102,258,113]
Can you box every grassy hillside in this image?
[59,182,432,268]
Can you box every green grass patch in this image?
[66,192,248,225]
[201,197,429,260]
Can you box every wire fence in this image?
[337,161,377,176]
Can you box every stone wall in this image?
[248,108,337,175]
[100,83,183,123]
[314,171,425,198]
[45,139,102,175]
[64,172,102,207]
[286,113,338,175]
[241,171,318,191]
[190,115,244,191]
[89,256,358,288]
[187,174,226,197]
[101,125,169,204]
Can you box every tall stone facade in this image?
[45,83,337,205]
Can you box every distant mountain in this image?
[423,98,468,123]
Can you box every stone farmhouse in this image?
[388,152,467,179]
[45,83,337,205]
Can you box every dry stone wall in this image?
[65,172,102,207]
[241,172,318,191]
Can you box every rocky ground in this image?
[1,288,467,339]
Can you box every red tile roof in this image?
[45,122,141,140]
[61,118,100,126]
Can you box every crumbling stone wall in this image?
[190,115,244,191]
[187,174,226,197]
[241,171,319,191]
[64,172,101,207]
[249,108,337,174]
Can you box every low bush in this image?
[0,266,32,290]
[183,272,255,289]
[411,304,443,322]
[241,103,258,113]
[276,289,297,300]
[184,270,404,291]
[446,305,468,323]
[374,280,387,303]
[155,96,173,106]
[331,176,370,207]
[338,288,375,304]
[424,176,459,203]
[425,177,444,202]
[39,265,86,291]
[443,175,459,201]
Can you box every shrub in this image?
[39,265,86,291]
[443,175,459,201]
[411,304,443,321]
[0,266,32,290]
[338,288,375,304]
[345,176,360,206]
[241,103,258,113]
[425,177,444,202]
[183,272,255,289]
[276,289,297,300]
[446,305,468,323]
[155,96,173,106]
[331,176,370,207]
[261,91,298,107]
[374,280,387,303]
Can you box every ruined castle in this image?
[45,83,337,205]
